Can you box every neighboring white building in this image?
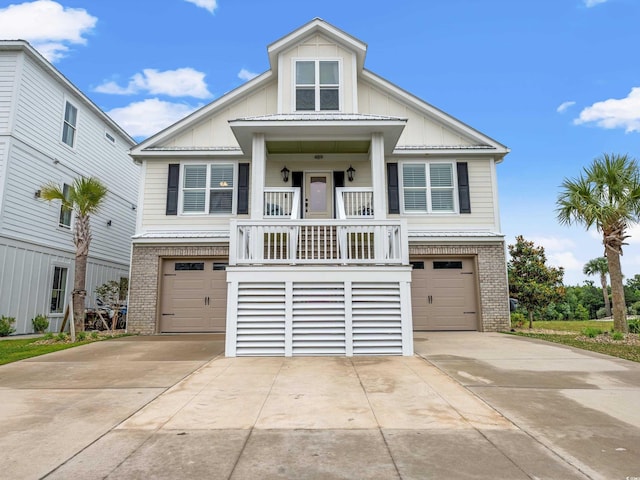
[0,40,138,335]
[128,19,511,356]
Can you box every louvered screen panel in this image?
[236,283,286,356]
[292,283,346,355]
[352,282,403,355]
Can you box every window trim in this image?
[178,162,238,216]
[292,58,342,112]
[399,161,459,214]
[61,100,78,148]
[49,265,69,315]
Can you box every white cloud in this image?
[238,68,259,82]
[584,0,608,7]
[184,0,217,13]
[548,251,584,272]
[0,0,97,62]
[529,236,576,252]
[95,68,212,99]
[106,98,199,138]
[556,101,576,113]
[574,87,640,133]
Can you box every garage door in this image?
[411,258,478,331]
[160,259,228,333]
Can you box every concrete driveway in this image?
[0,332,639,479]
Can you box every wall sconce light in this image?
[347,165,356,182]
[106,220,112,227]
[281,166,290,183]
[34,190,41,198]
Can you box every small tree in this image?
[41,177,108,333]
[583,257,611,317]
[557,153,640,333]
[508,236,565,328]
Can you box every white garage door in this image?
[411,258,478,331]
[160,259,228,333]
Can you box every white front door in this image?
[304,172,332,219]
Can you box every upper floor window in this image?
[62,101,78,147]
[59,183,72,228]
[295,60,340,111]
[182,163,235,214]
[402,163,456,213]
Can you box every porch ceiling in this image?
[266,140,370,154]
[229,114,407,156]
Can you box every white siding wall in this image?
[167,82,278,148]
[0,238,128,334]
[0,51,17,133]
[278,33,357,113]
[358,81,475,147]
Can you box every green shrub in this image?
[582,327,602,338]
[76,331,87,341]
[56,332,68,341]
[90,331,99,339]
[510,312,526,328]
[0,316,16,336]
[611,331,624,341]
[596,307,608,319]
[43,332,54,340]
[31,314,49,334]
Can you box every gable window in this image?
[59,183,72,228]
[50,266,68,314]
[182,163,235,214]
[295,60,340,111]
[62,101,78,147]
[402,163,456,213]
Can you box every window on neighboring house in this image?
[295,60,339,111]
[182,163,234,214]
[402,163,455,213]
[59,183,72,228]
[62,101,78,147]
[50,266,68,314]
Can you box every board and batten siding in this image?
[0,237,129,334]
[358,80,476,148]
[278,33,357,114]
[167,82,278,148]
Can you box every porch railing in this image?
[230,219,408,266]
[263,187,300,219]
[336,187,374,219]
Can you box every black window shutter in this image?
[292,171,303,188]
[457,162,471,214]
[333,171,345,188]
[237,163,249,214]
[387,163,400,214]
[166,164,180,215]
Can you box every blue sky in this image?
[1,0,639,285]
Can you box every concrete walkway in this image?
[0,333,638,479]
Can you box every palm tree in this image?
[583,257,611,317]
[41,177,108,333]
[557,153,640,333]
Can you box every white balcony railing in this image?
[230,219,408,266]
[264,187,300,219]
[336,187,374,219]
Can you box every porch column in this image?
[250,133,266,219]
[371,132,386,220]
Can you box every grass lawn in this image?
[0,332,129,366]
[0,337,95,366]
[510,320,640,363]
